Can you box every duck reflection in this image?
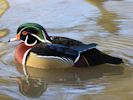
[15,62,124,98]
[24,65,124,81]
[86,0,120,33]
[16,77,47,98]
[15,64,48,98]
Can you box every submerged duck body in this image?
[10,23,123,68]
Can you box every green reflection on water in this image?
[86,0,120,33]
[0,0,9,16]
[0,1,12,99]
[0,0,9,38]
[0,94,12,99]
[0,29,8,38]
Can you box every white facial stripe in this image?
[41,30,47,41]
[20,28,25,34]
[31,33,52,44]
[25,35,38,46]
[30,33,44,42]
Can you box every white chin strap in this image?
[25,35,37,46]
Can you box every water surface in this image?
[0,0,133,100]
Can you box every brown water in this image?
[0,0,133,99]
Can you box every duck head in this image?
[9,23,51,46]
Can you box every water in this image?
[0,0,133,99]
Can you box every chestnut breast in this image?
[14,42,32,64]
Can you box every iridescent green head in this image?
[9,23,51,46]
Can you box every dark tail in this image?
[82,48,123,66]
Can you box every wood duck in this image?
[9,23,123,68]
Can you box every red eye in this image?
[22,31,28,35]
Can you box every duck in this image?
[9,23,123,68]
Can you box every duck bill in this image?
[8,37,19,42]
[8,33,20,42]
